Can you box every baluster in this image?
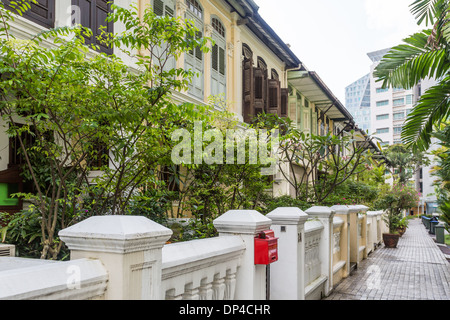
[224,270,237,300]
[182,283,200,300]
[199,278,213,300]
[212,274,226,300]
[166,289,183,300]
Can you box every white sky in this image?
[253,0,424,103]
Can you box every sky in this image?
[253,0,424,103]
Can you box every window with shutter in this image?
[253,68,265,116]
[3,0,55,29]
[280,88,288,117]
[311,109,318,135]
[242,57,254,123]
[72,0,114,54]
[195,31,203,61]
[153,0,165,16]
[219,47,225,75]
[267,79,280,115]
[212,44,219,71]
[297,98,302,128]
[211,17,226,98]
[301,103,311,133]
[271,69,279,81]
[185,0,204,99]
[257,57,267,71]
[152,0,176,73]
[288,96,297,128]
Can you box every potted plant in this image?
[397,217,409,236]
[374,184,419,248]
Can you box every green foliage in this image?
[383,144,430,184]
[1,209,48,259]
[431,123,450,232]
[275,117,375,204]
[166,114,275,221]
[259,195,310,215]
[374,183,420,233]
[319,180,379,208]
[374,0,450,151]
[0,1,214,258]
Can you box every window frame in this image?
[3,0,55,29]
[71,0,114,55]
[210,16,226,98]
[185,0,204,99]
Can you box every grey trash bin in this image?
[430,217,439,235]
[435,223,446,244]
[422,216,431,229]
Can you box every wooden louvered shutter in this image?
[267,79,280,115]
[195,31,203,61]
[212,44,219,72]
[153,0,176,73]
[254,68,265,116]
[288,96,298,128]
[280,88,288,118]
[72,0,113,54]
[242,58,254,123]
[219,47,225,75]
[95,0,113,55]
[311,108,318,135]
[153,0,164,16]
[4,0,55,29]
[211,42,226,97]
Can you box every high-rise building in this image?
[345,73,371,133]
[368,48,418,147]
[345,48,439,214]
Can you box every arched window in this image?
[257,57,267,71]
[185,0,204,99]
[271,69,279,81]
[211,17,226,98]
[242,43,253,60]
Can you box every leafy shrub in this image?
[260,195,310,215]
[1,209,45,259]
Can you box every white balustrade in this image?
[0,204,383,300]
[161,236,244,300]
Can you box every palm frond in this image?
[401,77,450,151]
[374,30,450,89]
[410,0,448,26]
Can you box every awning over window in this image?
[288,71,354,122]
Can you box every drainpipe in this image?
[285,63,303,87]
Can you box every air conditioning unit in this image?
[0,244,15,257]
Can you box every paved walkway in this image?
[324,219,450,300]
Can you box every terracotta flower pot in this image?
[383,233,400,248]
[397,226,406,236]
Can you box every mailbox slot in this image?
[254,230,278,265]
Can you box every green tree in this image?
[383,144,430,184]
[276,124,375,204]
[0,1,211,259]
[374,183,420,233]
[374,0,450,151]
[431,123,450,231]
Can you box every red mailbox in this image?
[254,230,278,265]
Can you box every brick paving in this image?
[324,219,450,300]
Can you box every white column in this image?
[59,215,172,300]
[330,205,351,277]
[266,207,308,300]
[213,210,272,300]
[305,206,336,297]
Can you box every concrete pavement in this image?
[324,219,450,300]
